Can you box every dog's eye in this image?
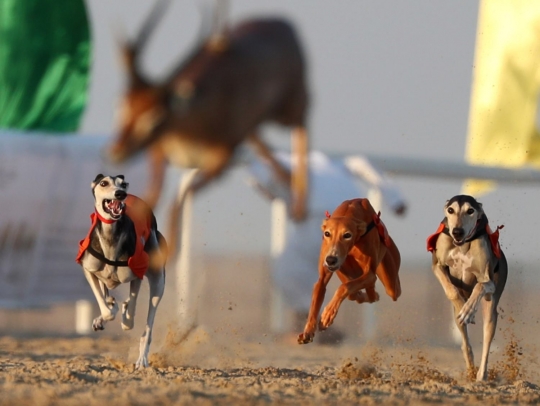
[447,207,454,214]
[467,208,475,215]
[324,231,331,238]
[343,232,352,239]
[99,180,109,187]
[120,182,127,188]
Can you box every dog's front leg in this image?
[83,269,118,331]
[432,263,464,303]
[433,261,475,370]
[320,271,377,330]
[135,267,165,368]
[122,277,142,331]
[457,279,495,325]
[298,271,332,344]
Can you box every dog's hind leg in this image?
[375,246,401,301]
[477,296,499,381]
[135,268,165,368]
[122,278,142,331]
[83,270,119,331]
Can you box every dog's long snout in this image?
[325,255,338,268]
[452,227,465,240]
[115,190,127,200]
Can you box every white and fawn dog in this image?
[427,195,507,381]
[76,174,167,368]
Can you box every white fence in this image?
[0,131,153,308]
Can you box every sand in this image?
[1,324,539,405]
[2,258,540,404]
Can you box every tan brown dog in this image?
[298,198,401,344]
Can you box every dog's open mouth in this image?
[325,265,339,272]
[103,199,125,219]
[452,228,477,247]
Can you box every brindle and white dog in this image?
[76,174,167,368]
[428,194,507,381]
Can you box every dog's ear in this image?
[353,219,367,241]
[116,174,125,180]
[91,173,105,189]
[476,201,484,216]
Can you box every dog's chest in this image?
[82,253,136,285]
[82,228,137,287]
[447,247,474,274]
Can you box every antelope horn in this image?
[211,0,229,37]
[123,0,172,82]
[132,0,172,53]
[207,0,229,50]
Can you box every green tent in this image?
[0,0,91,133]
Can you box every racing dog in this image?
[298,198,401,344]
[427,194,507,381]
[76,174,167,368]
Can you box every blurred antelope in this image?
[109,0,310,254]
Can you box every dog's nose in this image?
[114,190,127,200]
[325,256,338,267]
[452,227,464,239]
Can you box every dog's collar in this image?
[95,210,118,224]
[363,220,376,237]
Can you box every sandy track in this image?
[1,327,540,406]
[2,259,539,404]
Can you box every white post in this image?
[269,199,288,333]
[75,300,93,335]
[175,169,199,334]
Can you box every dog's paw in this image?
[135,356,149,369]
[297,331,315,344]
[468,312,476,325]
[320,306,338,330]
[457,302,478,325]
[318,319,327,331]
[102,299,119,321]
[366,290,380,303]
[92,316,105,331]
[349,291,369,303]
[121,301,135,331]
[121,320,134,331]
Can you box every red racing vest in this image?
[76,194,152,279]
